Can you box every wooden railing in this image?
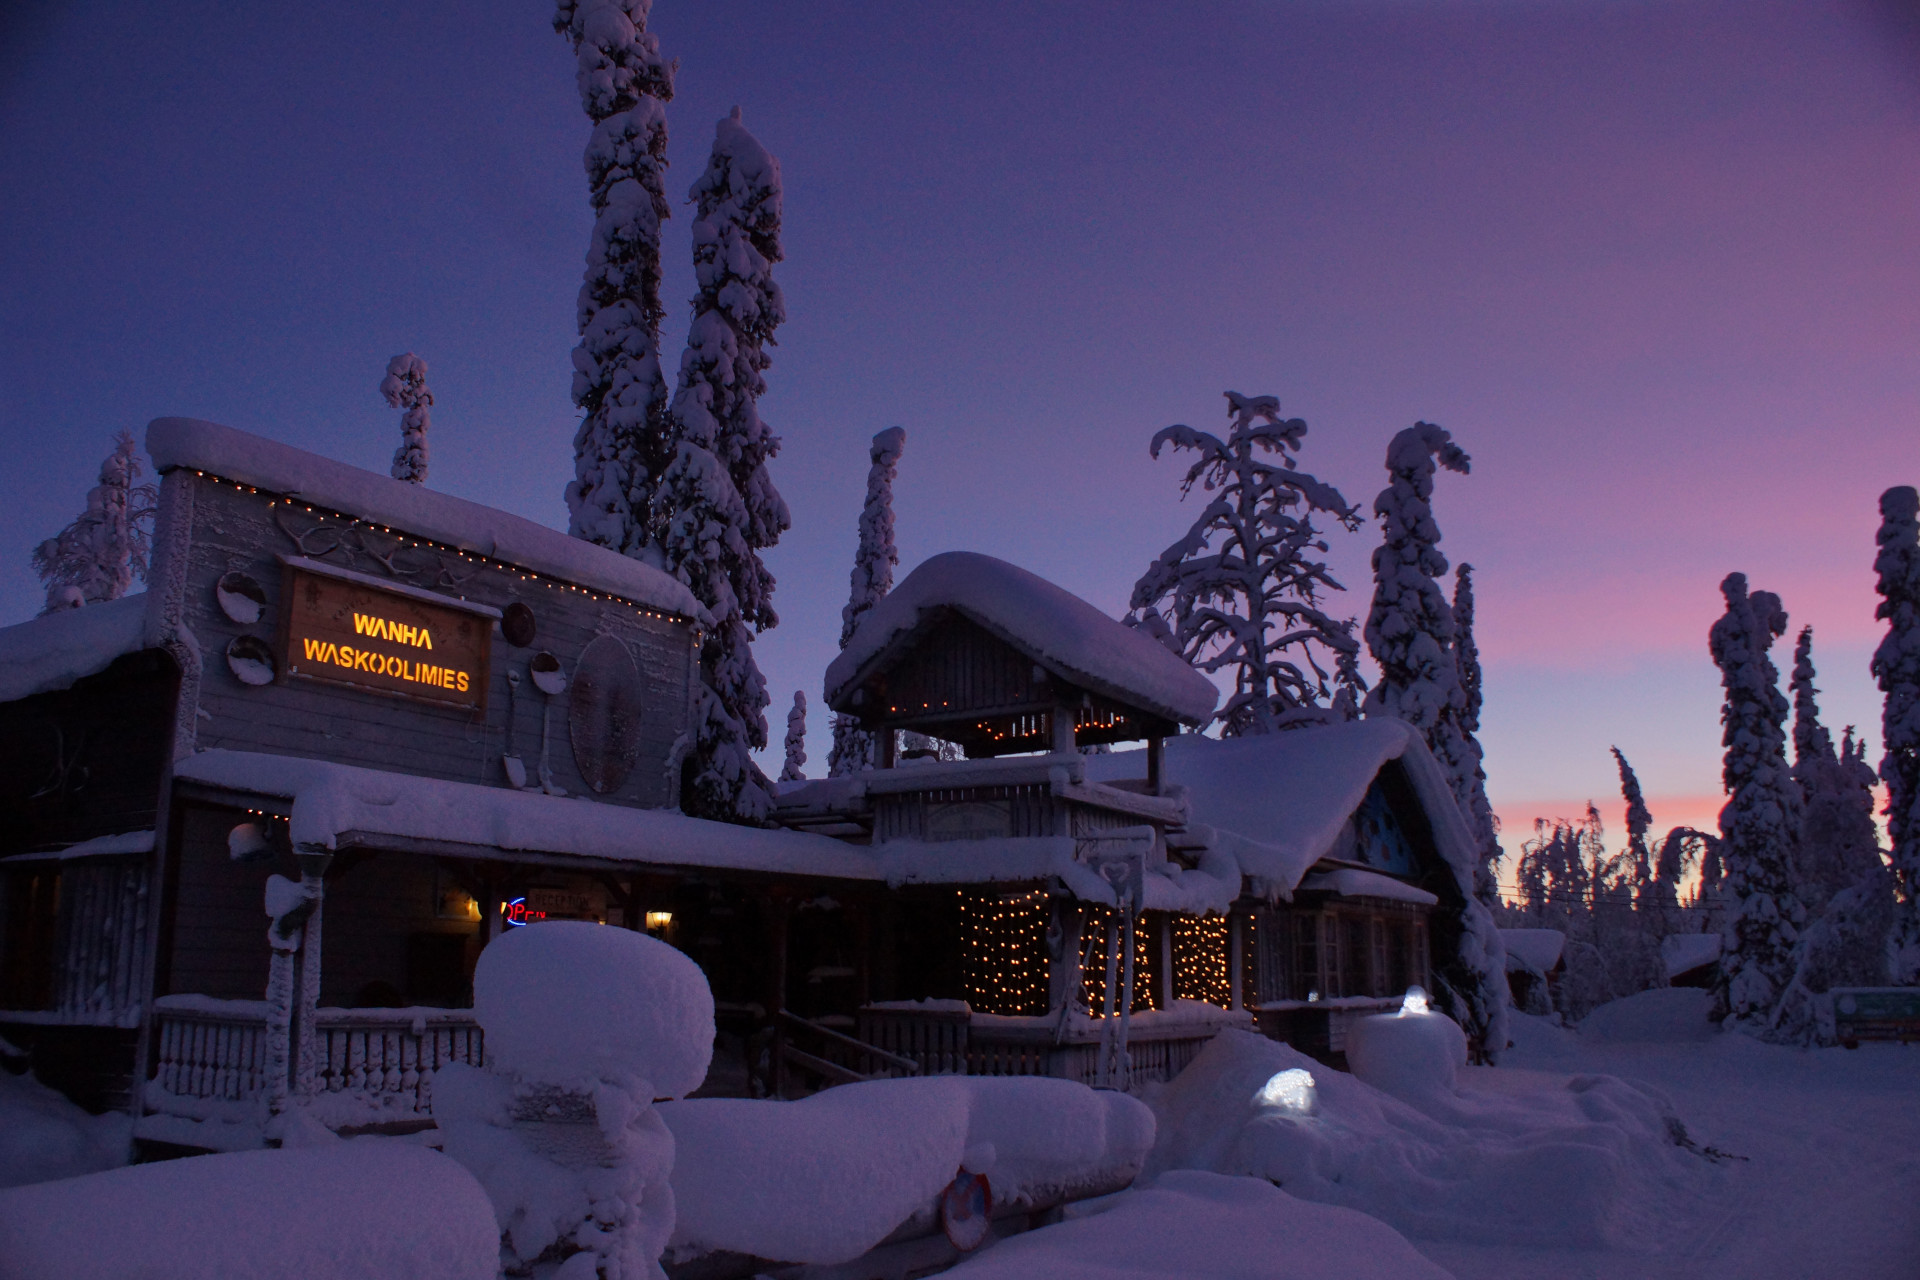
[147,996,482,1128]
[775,1010,921,1095]
[857,1003,1238,1087]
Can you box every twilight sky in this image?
[3,0,1916,869]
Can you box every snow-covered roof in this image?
[171,750,878,881]
[875,832,1238,915]
[1500,928,1567,974]
[3,830,155,865]
[1300,867,1439,906]
[0,593,152,705]
[823,552,1218,728]
[1084,718,1455,897]
[146,418,709,626]
[1661,932,1722,979]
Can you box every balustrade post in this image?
[292,851,331,1102]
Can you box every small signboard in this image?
[926,800,1011,841]
[1832,988,1920,1046]
[280,558,495,713]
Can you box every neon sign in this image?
[501,897,546,928]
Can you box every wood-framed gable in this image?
[830,606,1180,757]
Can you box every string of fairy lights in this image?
[959,889,1050,1015]
[186,470,700,635]
[1076,904,1157,1015]
[1170,915,1232,1009]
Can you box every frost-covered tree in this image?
[1612,747,1655,904]
[33,432,157,614]
[1454,564,1500,903]
[555,0,676,559]
[1360,423,1505,1050]
[656,109,791,824]
[1708,573,1806,1035]
[1791,629,1887,911]
[828,426,906,777]
[779,691,807,784]
[1130,391,1363,735]
[381,353,432,484]
[1872,485,1920,981]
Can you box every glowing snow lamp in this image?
[1401,985,1429,1015]
[1257,1067,1318,1114]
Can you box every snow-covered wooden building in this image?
[0,420,1488,1146]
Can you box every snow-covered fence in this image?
[146,996,482,1129]
[856,1005,1230,1087]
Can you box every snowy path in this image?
[1418,1030,1920,1279]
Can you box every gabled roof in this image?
[1082,718,1481,901]
[146,417,709,626]
[823,552,1218,727]
[0,593,152,704]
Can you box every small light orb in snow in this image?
[1257,1068,1317,1114]
[1306,990,1320,1003]
[1401,986,1429,1016]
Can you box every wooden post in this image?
[1157,914,1175,1010]
[293,851,331,1101]
[878,727,896,770]
[1051,706,1076,755]
[1147,736,1165,793]
[767,890,792,1097]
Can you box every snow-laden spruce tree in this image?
[381,353,432,484]
[780,691,807,784]
[1454,564,1501,903]
[33,431,158,614]
[1360,423,1508,1052]
[828,426,906,777]
[1612,747,1655,903]
[656,109,791,824]
[1791,628,1888,911]
[1872,485,1920,982]
[1129,391,1363,735]
[1708,573,1806,1035]
[555,0,676,559]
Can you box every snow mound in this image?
[0,1141,497,1280]
[945,1169,1449,1280]
[1579,987,1717,1044]
[1146,1029,1702,1247]
[660,1075,1154,1267]
[0,1068,131,1189]
[824,551,1219,727]
[474,921,713,1097]
[1344,1005,1469,1103]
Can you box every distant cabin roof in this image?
[0,592,152,704]
[824,552,1219,728]
[147,417,710,627]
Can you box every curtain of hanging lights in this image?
[959,889,1050,1015]
[1076,904,1157,1015]
[1171,915,1232,1008]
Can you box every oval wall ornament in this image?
[570,634,645,794]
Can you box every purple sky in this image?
[3,1,1916,863]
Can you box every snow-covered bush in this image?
[32,431,156,614]
[556,0,676,559]
[657,108,791,824]
[1708,573,1807,1036]
[436,921,714,1278]
[829,426,905,776]
[779,689,807,782]
[380,352,432,484]
[1129,391,1364,735]
[0,1142,498,1280]
[1871,485,1920,981]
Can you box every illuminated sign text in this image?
[280,562,493,712]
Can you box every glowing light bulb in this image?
[1401,985,1429,1016]
[1257,1068,1317,1114]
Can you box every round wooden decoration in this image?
[225,635,277,686]
[214,571,267,625]
[569,634,644,794]
[501,601,537,648]
[939,1171,993,1252]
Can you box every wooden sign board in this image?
[279,559,495,713]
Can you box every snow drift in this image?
[1146,1028,1704,1247]
[0,1142,497,1280]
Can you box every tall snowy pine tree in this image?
[555,0,675,559]
[780,691,807,784]
[1130,391,1364,735]
[1454,564,1501,903]
[828,426,906,777]
[1362,422,1509,1054]
[656,109,792,823]
[33,432,157,614]
[1708,573,1806,1034]
[1611,746,1655,905]
[381,353,432,484]
[1871,485,1920,981]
